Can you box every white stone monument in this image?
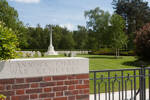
[46,26,58,55]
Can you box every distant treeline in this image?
[1,0,150,52]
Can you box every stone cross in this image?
[46,25,58,55]
[50,26,53,47]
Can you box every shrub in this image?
[89,48,135,56]
[89,48,114,55]
[134,23,150,60]
[0,22,19,60]
[0,94,6,100]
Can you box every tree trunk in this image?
[116,48,118,58]
[118,48,120,57]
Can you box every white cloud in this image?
[60,23,76,31]
[10,0,40,3]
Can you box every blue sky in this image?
[7,0,149,30]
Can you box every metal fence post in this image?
[140,66,146,100]
[94,72,97,100]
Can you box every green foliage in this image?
[85,7,111,48]
[73,26,88,49]
[0,22,19,60]
[135,23,150,60]
[89,48,134,56]
[0,94,6,100]
[59,32,75,50]
[26,24,48,49]
[90,48,114,55]
[0,0,27,48]
[110,14,128,49]
[24,25,76,50]
[113,0,150,49]
[109,14,128,57]
[16,51,24,58]
[0,0,19,31]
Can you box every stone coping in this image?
[0,57,89,79]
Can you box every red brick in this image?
[56,92,63,96]
[0,85,5,90]
[54,97,67,100]
[72,90,78,95]
[6,85,11,90]
[84,80,89,84]
[31,83,38,88]
[44,88,51,92]
[76,74,89,79]
[12,95,29,100]
[26,89,42,94]
[68,85,75,90]
[16,89,24,95]
[0,79,14,84]
[76,85,89,89]
[26,77,42,83]
[39,93,54,98]
[84,89,89,94]
[65,90,78,96]
[6,96,11,100]
[57,81,64,85]
[78,80,83,84]
[68,75,76,79]
[76,95,89,100]
[53,76,67,80]
[30,94,38,99]
[12,84,29,89]
[64,91,73,96]
[68,96,75,100]
[40,82,56,87]
[44,76,51,81]
[0,91,14,96]
[44,99,51,100]
[15,79,24,83]
[78,90,84,94]
[65,80,78,85]
[53,86,67,91]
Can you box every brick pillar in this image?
[0,58,89,100]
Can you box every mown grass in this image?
[76,55,150,94]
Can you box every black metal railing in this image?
[90,67,150,100]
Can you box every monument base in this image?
[46,51,58,55]
[46,45,58,55]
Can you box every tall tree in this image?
[59,28,75,50]
[0,0,28,48]
[73,26,88,49]
[109,14,128,57]
[85,7,111,49]
[113,0,150,49]
[134,23,150,61]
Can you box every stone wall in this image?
[16,51,89,57]
[57,51,89,55]
[0,58,89,100]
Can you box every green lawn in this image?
[76,55,149,94]
[77,55,137,70]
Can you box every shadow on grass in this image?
[122,60,150,67]
[85,56,118,59]
[85,55,124,59]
